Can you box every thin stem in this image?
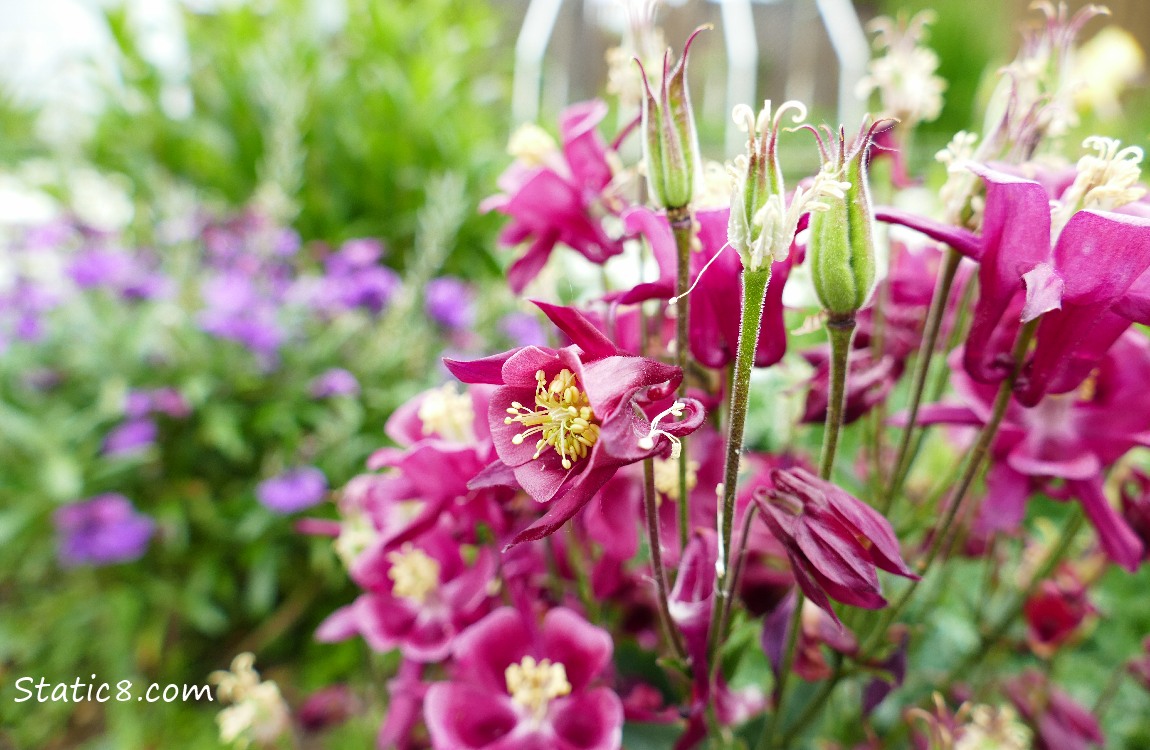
[718,502,760,641]
[779,656,846,746]
[880,246,961,514]
[1093,660,1128,720]
[707,266,772,664]
[820,318,856,480]
[756,593,804,750]
[644,458,688,661]
[670,207,695,553]
[860,319,1038,657]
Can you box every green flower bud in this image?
[637,26,708,210]
[807,119,892,320]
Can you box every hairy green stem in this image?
[707,266,771,667]
[644,458,687,661]
[820,318,856,480]
[671,208,695,552]
[880,246,961,514]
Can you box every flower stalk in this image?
[670,206,694,550]
[819,317,856,480]
[644,457,688,661]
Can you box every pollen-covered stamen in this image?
[418,383,476,444]
[652,456,699,501]
[637,400,687,458]
[1055,136,1146,238]
[505,656,572,722]
[505,369,600,470]
[386,544,441,604]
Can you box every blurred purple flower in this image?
[256,467,328,513]
[424,277,475,330]
[499,311,547,348]
[125,388,190,419]
[55,494,155,566]
[69,247,171,301]
[326,238,384,274]
[310,368,360,398]
[102,419,158,456]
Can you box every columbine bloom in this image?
[55,494,155,566]
[754,467,917,621]
[316,530,496,663]
[1023,567,1094,658]
[445,301,703,546]
[424,607,623,750]
[483,101,625,293]
[881,140,1150,406]
[917,332,1150,570]
[256,467,328,513]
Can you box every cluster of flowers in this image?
[213,3,1150,748]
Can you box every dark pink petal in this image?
[446,350,521,385]
[582,472,642,560]
[315,604,359,642]
[424,683,519,750]
[508,465,618,547]
[468,460,521,491]
[668,530,717,670]
[797,514,888,610]
[973,463,1032,536]
[874,206,981,259]
[902,403,984,427]
[609,207,677,305]
[541,607,614,692]
[452,607,532,693]
[1069,479,1143,572]
[508,231,560,294]
[533,301,620,361]
[549,689,624,750]
[1053,209,1150,305]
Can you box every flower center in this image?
[652,456,699,501]
[386,544,440,604]
[505,369,599,470]
[418,383,475,444]
[505,656,572,721]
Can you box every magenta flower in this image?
[424,606,623,750]
[316,530,495,663]
[754,467,918,622]
[879,161,1150,406]
[425,276,476,331]
[1004,670,1104,750]
[256,467,328,513]
[612,206,792,369]
[101,418,158,456]
[1023,568,1094,658]
[445,302,704,546]
[483,101,625,294]
[55,494,155,566]
[917,332,1150,570]
[309,368,360,398]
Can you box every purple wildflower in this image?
[424,277,475,330]
[55,494,155,566]
[102,419,158,456]
[256,467,328,513]
[310,368,360,398]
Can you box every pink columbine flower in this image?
[482,101,626,294]
[1004,670,1104,750]
[917,332,1150,570]
[316,530,495,663]
[445,302,704,546]
[424,606,623,750]
[1023,567,1094,659]
[879,151,1150,406]
[754,467,918,622]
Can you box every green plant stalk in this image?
[860,318,1038,657]
[940,507,1085,687]
[880,246,962,514]
[644,458,688,661]
[706,266,771,667]
[779,655,846,746]
[671,207,695,552]
[819,318,856,480]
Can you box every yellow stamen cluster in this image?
[652,457,700,501]
[386,544,440,604]
[505,656,572,720]
[505,369,600,470]
[418,383,475,444]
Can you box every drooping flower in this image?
[256,467,328,513]
[54,494,156,567]
[1023,566,1095,658]
[445,301,704,546]
[424,607,623,750]
[483,101,626,293]
[754,467,918,621]
[916,333,1150,570]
